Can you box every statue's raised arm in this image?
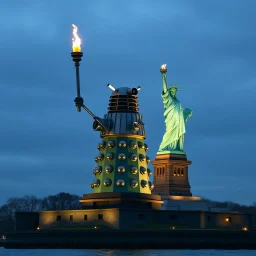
[160,64,173,108]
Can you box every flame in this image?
[161,64,167,70]
[72,24,82,52]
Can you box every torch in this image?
[160,64,167,74]
[71,24,83,112]
[69,24,109,130]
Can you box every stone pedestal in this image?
[80,192,163,210]
[151,153,192,197]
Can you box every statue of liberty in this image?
[157,64,192,154]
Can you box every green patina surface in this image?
[92,136,152,194]
[157,150,186,155]
[157,72,192,155]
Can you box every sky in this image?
[0,0,255,206]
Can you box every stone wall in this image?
[5,229,256,249]
[163,199,211,211]
[39,208,119,229]
[119,209,202,229]
[15,209,251,231]
[203,212,252,230]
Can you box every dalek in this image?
[71,52,154,195]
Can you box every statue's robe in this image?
[158,90,191,152]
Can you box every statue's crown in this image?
[168,85,181,91]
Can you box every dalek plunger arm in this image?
[74,96,96,118]
[74,96,111,132]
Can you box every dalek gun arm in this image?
[74,96,112,132]
[131,119,144,133]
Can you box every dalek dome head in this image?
[107,85,141,113]
[94,85,145,138]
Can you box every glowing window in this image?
[225,217,232,222]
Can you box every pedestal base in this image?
[151,153,192,197]
[80,192,163,210]
[157,150,186,155]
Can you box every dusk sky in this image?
[1,0,255,205]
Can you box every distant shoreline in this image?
[4,229,256,249]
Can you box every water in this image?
[0,248,255,256]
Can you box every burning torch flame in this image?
[72,24,82,52]
[161,64,167,70]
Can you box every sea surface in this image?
[0,248,256,256]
